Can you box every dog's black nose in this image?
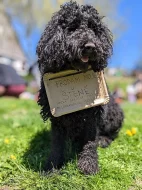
[84,42,95,54]
[85,42,95,48]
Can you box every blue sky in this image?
[11,0,142,71]
[110,0,142,70]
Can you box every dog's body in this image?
[37,1,124,175]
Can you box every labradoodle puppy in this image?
[36,1,124,175]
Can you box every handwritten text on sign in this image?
[43,70,106,117]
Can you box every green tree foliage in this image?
[1,0,125,37]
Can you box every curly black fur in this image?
[36,1,124,175]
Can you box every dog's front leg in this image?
[77,116,101,175]
[78,140,99,175]
[44,122,66,172]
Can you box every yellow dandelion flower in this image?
[10,155,16,160]
[131,128,137,135]
[126,130,133,136]
[4,138,10,144]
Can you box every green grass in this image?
[106,76,134,94]
[0,98,142,190]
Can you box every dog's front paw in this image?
[43,160,55,173]
[98,136,112,148]
[44,157,64,173]
[78,157,99,175]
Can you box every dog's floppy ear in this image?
[36,16,66,121]
[37,25,65,74]
[38,78,51,121]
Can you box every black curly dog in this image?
[36,1,124,175]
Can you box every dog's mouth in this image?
[81,56,89,63]
[80,43,95,63]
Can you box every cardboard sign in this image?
[43,69,109,117]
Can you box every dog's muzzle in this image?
[81,42,95,63]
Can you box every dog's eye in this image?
[68,27,76,32]
[88,20,92,29]
[68,19,81,32]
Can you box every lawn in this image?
[106,76,134,93]
[0,98,142,190]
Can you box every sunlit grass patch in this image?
[0,98,142,190]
